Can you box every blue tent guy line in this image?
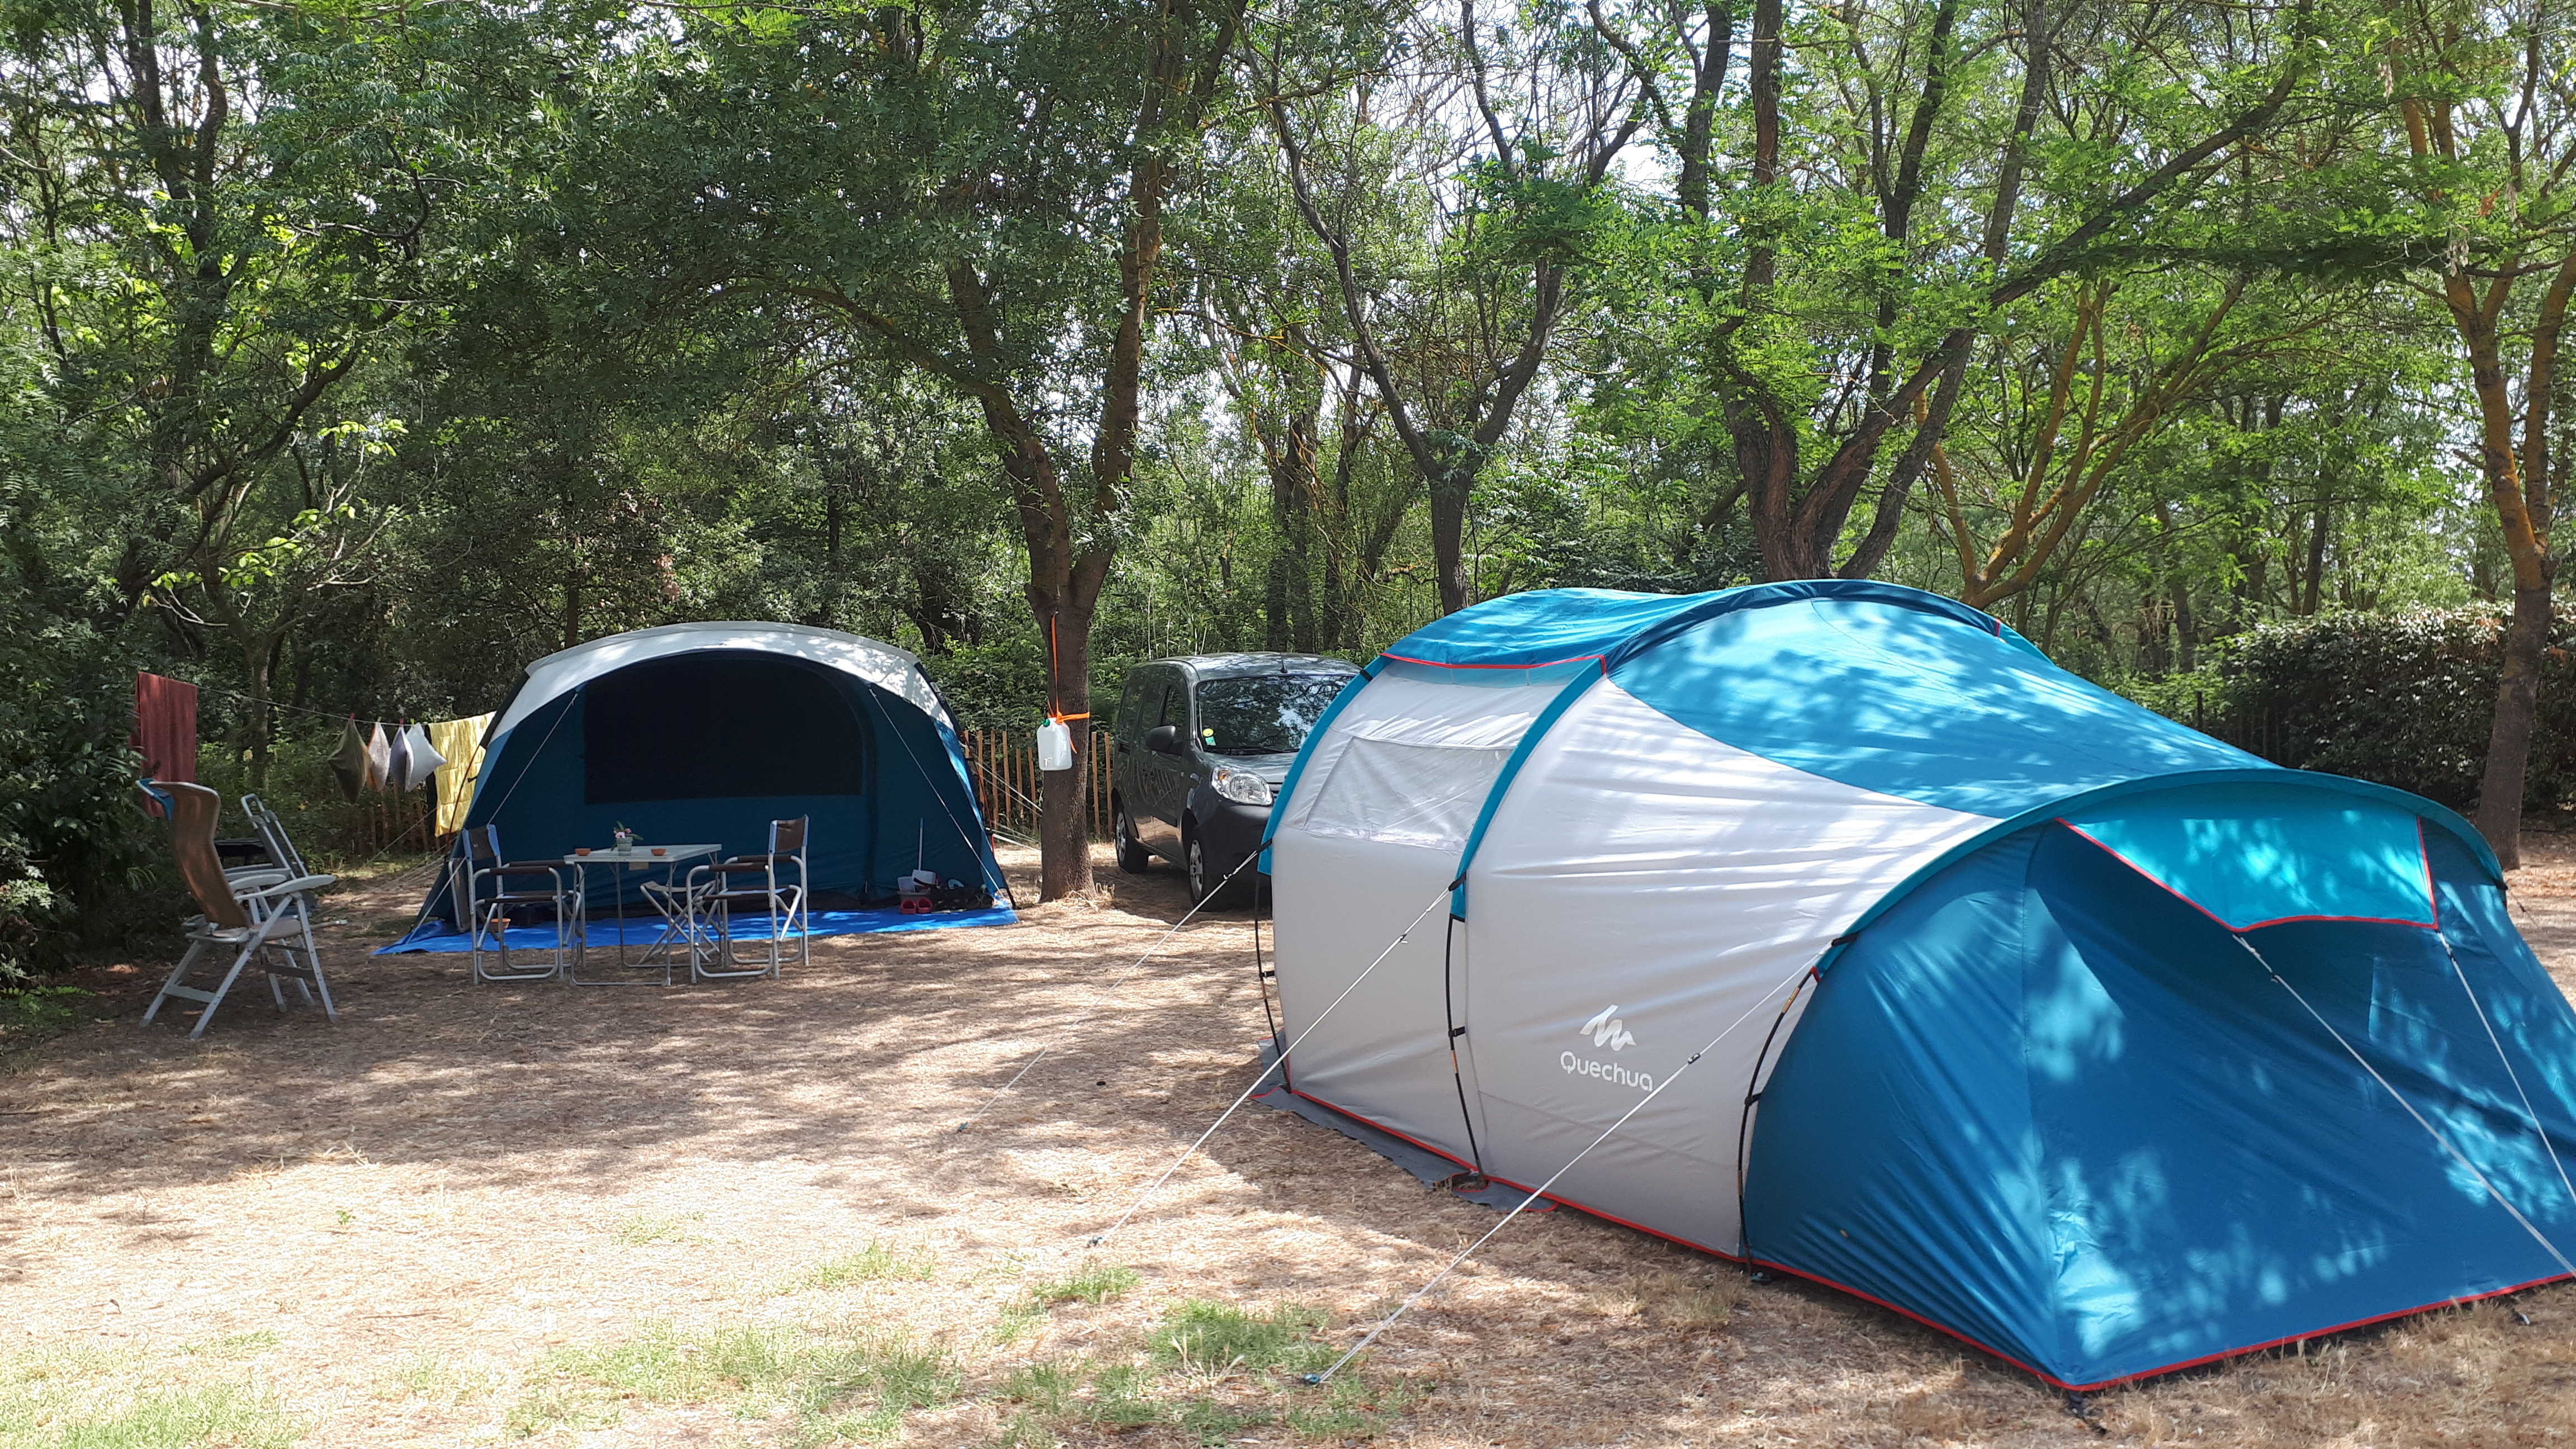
[1260,580,2576,1391]
[400,621,1013,941]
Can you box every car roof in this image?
[1148,652,1361,681]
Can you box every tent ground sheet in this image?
[375,905,1016,955]
[1253,1035,1550,1214]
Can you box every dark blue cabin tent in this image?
[418,622,1002,924]
[1264,581,2576,1389]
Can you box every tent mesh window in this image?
[1293,738,1512,850]
[582,653,868,804]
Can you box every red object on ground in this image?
[132,673,200,817]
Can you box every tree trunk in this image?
[243,646,274,793]
[2300,506,2328,616]
[1428,466,1472,615]
[1034,568,1107,900]
[2477,584,2554,868]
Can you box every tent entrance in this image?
[584,652,868,803]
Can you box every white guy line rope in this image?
[1086,883,1455,1247]
[2235,935,2576,1280]
[2436,932,2576,1213]
[950,850,1263,1136]
[1302,954,1822,1385]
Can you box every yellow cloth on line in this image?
[427,713,493,835]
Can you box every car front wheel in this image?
[1185,825,1253,909]
[1113,800,1152,874]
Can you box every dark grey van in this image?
[1109,652,1361,906]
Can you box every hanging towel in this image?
[364,722,392,791]
[396,722,445,792]
[131,674,200,817]
[328,718,368,801]
[386,722,414,793]
[427,713,491,835]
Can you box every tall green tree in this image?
[1259,0,1642,615]
[617,0,1247,898]
[0,0,512,781]
[2376,0,2573,865]
[1588,0,2326,582]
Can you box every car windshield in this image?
[1194,673,1350,757]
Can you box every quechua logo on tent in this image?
[1565,1006,1652,1091]
[1580,1005,1636,1051]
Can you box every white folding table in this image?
[561,844,721,987]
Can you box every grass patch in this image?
[0,985,94,1044]
[990,1296,1413,1446]
[504,1318,956,1442]
[610,1210,709,1246]
[989,1298,1045,1347]
[1284,1372,1410,1440]
[0,1346,301,1449]
[1022,1261,1138,1308]
[993,1360,1082,1414]
[1153,1299,1335,1380]
[792,1242,937,1290]
[377,1351,498,1405]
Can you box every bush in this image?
[2130,601,2573,817]
[0,614,173,981]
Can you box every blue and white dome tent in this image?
[1259,581,2576,1390]
[390,622,1007,945]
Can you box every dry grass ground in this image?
[4,838,2576,1448]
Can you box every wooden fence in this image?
[957,728,1119,843]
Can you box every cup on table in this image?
[651,847,666,857]
[576,847,591,856]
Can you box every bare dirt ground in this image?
[6,838,2576,1448]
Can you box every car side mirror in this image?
[1145,724,1183,756]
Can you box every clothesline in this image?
[166,675,455,729]
[125,671,493,828]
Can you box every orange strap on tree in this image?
[1046,614,1091,724]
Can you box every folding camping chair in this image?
[680,817,809,981]
[144,782,339,1039]
[226,794,319,902]
[461,825,583,983]
[240,794,314,880]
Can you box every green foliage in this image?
[0,984,93,1043]
[0,608,168,981]
[1152,1299,1336,1378]
[1023,1261,1141,1308]
[0,0,2565,953]
[506,1320,957,1443]
[2130,603,2575,816]
[794,1242,940,1289]
[0,1343,301,1449]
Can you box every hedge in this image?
[2128,600,2572,818]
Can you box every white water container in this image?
[1035,717,1074,772]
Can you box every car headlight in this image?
[1213,767,1273,806]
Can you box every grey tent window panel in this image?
[1296,738,1513,850]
